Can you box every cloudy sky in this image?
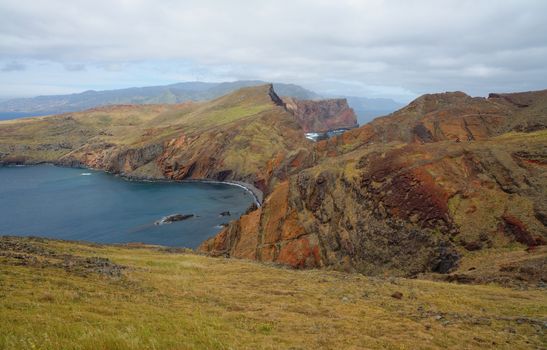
[1,0,546,102]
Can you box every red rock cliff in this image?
[283,97,358,132]
[200,89,547,277]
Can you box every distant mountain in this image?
[0,80,319,118]
[0,80,402,123]
[0,112,39,121]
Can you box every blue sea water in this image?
[0,165,254,247]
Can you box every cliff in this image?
[0,84,361,195]
[200,89,547,279]
[1,86,546,282]
[0,85,313,194]
[283,97,358,132]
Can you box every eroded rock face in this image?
[315,90,547,154]
[201,132,547,275]
[2,86,546,277]
[59,143,164,177]
[201,153,463,275]
[200,89,547,276]
[283,97,358,133]
[0,85,313,194]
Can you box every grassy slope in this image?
[1,237,545,350]
[0,104,184,162]
[0,85,309,185]
[0,85,291,163]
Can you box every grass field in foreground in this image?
[0,236,545,350]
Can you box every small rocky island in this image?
[154,214,194,225]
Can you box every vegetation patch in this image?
[0,236,126,278]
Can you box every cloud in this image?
[1,61,26,72]
[63,63,86,71]
[0,0,546,99]
[98,62,126,72]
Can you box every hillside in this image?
[0,81,405,124]
[0,81,320,118]
[200,90,547,277]
[1,236,545,350]
[0,85,310,192]
[0,85,359,194]
[1,87,545,280]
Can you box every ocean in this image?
[0,165,254,247]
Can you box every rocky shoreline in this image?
[180,179,263,207]
[117,174,263,207]
[0,162,263,207]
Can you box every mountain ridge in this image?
[0,80,401,123]
[0,84,355,194]
[0,85,545,283]
[199,88,547,279]
[0,81,319,116]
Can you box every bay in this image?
[0,165,254,247]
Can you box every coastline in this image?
[178,179,263,207]
[0,162,263,207]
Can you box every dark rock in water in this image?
[155,214,194,225]
[219,211,231,217]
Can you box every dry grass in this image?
[0,237,545,349]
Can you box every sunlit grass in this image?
[1,237,545,349]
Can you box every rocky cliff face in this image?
[0,85,315,194]
[328,90,547,146]
[283,97,358,132]
[0,85,359,194]
[200,89,547,277]
[1,85,546,279]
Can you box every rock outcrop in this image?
[283,97,358,132]
[155,214,194,225]
[200,89,547,277]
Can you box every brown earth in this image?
[200,89,547,280]
[283,97,358,132]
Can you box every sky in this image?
[0,0,546,102]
